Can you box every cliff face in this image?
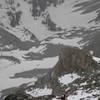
[52,47,97,77]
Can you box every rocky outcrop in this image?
[32,47,98,94]
[52,47,97,77]
[51,47,98,95]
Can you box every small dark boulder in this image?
[4,93,33,100]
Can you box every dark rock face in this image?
[0,27,38,51]
[4,93,33,100]
[42,14,62,31]
[32,0,64,17]
[4,94,55,100]
[52,47,97,76]
[83,32,100,57]
[0,27,21,50]
[7,11,22,27]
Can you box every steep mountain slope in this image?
[0,0,99,41]
[4,47,100,100]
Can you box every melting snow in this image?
[59,73,80,86]
[48,37,82,47]
[0,77,37,91]
[67,89,100,100]
[0,45,47,61]
[26,87,52,97]
[0,59,14,70]
[93,56,100,63]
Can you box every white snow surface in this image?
[48,0,97,29]
[67,89,99,100]
[52,88,100,100]
[0,44,47,61]
[93,56,100,63]
[26,87,52,97]
[59,73,80,86]
[48,37,82,47]
[0,59,14,70]
[0,0,98,41]
[0,56,58,91]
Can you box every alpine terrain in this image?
[0,0,100,100]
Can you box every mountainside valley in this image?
[1,0,100,100]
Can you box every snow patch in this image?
[52,98,58,100]
[0,59,14,70]
[59,73,80,86]
[0,77,37,91]
[67,89,100,100]
[41,37,83,47]
[93,56,100,63]
[48,0,97,29]
[0,56,58,91]
[26,87,52,97]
